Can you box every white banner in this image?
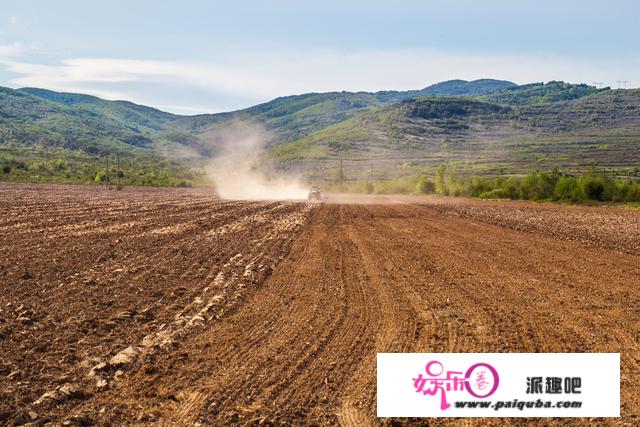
[377,353,619,417]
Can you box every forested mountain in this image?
[2,80,635,186]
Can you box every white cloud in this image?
[1,48,638,113]
[0,43,26,58]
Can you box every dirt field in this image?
[1,183,639,426]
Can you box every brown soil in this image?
[0,184,638,426]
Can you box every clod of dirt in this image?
[87,362,108,377]
[62,414,93,426]
[34,383,81,405]
[19,271,32,280]
[109,346,139,367]
[17,316,33,325]
[7,369,21,380]
[96,251,113,263]
[13,410,38,425]
[113,309,135,321]
[134,308,155,323]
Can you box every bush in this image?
[610,181,629,203]
[51,159,67,171]
[479,188,506,199]
[501,176,522,200]
[470,177,492,197]
[581,177,605,200]
[434,163,448,195]
[553,176,582,201]
[94,170,106,183]
[28,161,47,172]
[1,165,10,174]
[626,183,640,202]
[521,171,559,200]
[416,176,435,194]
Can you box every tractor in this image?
[307,186,322,201]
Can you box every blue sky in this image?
[1,0,638,114]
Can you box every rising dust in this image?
[206,120,308,200]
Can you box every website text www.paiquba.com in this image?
[454,399,583,411]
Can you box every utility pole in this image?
[116,154,120,188]
[105,154,110,190]
[616,80,629,89]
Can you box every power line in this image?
[616,80,629,89]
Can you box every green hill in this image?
[274,90,640,181]
[19,87,177,132]
[2,80,637,186]
[173,79,519,143]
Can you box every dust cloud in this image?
[206,121,308,200]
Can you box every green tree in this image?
[554,176,582,201]
[581,176,605,200]
[434,163,448,195]
[416,175,435,194]
[502,177,522,200]
[94,170,106,183]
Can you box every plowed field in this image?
[1,183,638,425]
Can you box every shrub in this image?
[610,181,629,203]
[479,188,506,199]
[501,177,522,200]
[581,177,605,200]
[51,159,67,171]
[521,171,560,200]
[554,176,582,201]
[470,177,492,197]
[94,170,106,183]
[626,183,640,202]
[1,165,10,174]
[434,163,448,195]
[416,176,435,194]
[521,173,540,200]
